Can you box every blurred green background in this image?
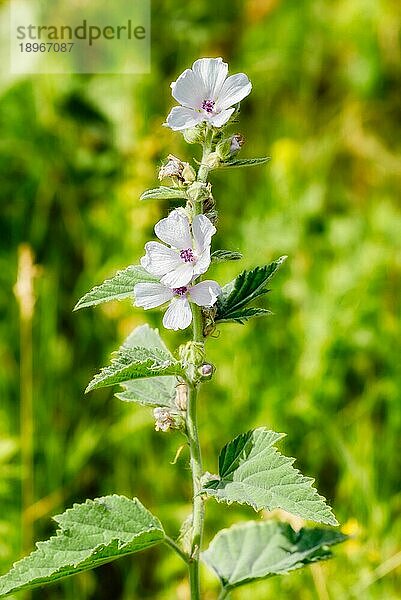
[1,0,401,598]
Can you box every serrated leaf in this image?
[116,324,177,407]
[215,256,287,323]
[140,187,187,201]
[202,428,338,526]
[122,323,172,354]
[0,495,164,597]
[74,265,158,311]
[211,250,243,263]
[115,378,177,406]
[220,157,270,168]
[86,346,184,393]
[202,520,347,591]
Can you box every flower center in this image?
[172,286,188,297]
[179,248,195,263]
[202,99,215,113]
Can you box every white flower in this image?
[141,209,216,288]
[134,280,221,331]
[166,57,252,131]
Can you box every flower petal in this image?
[216,73,252,110]
[166,106,203,131]
[192,57,228,100]
[189,280,221,307]
[161,263,194,288]
[171,68,205,108]
[134,282,173,309]
[141,242,181,276]
[193,247,211,277]
[163,297,192,330]
[209,108,235,128]
[155,209,192,249]
[192,214,216,253]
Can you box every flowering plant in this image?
[0,58,346,599]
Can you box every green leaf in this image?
[202,428,338,526]
[140,186,187,201]
[122,323,172,354]
[217,307,271,324]
[211,250,243,263]
[220,157,270,168]
[115,324,177,407]
[86,345,184,393]
[0,495,164,597]
[202,520,347,591]
[74,265,158,311]
[215,256,287,323]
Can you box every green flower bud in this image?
[187,182,212,204]
[179,341,205,382]
[179,341,205,368]
[215,138,233,161]
[216,134,244,161]
[205,152,221,169]
[183,125,205,144]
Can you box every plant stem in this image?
[196,125,213,185]
[186,379,204,600]
[164,536,189,564]
[186,126,214,599]
[218,588,230,600]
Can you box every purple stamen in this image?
[180,248,195,263]
[172,286,188,297]
[202,99,215,114]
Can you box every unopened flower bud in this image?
[198,362,214,379]
[205,152,221,169]
[202,306,217,337]
[183,125,205,144]
[153,407,181,432]
[215,138,232,161]
[187,182,211,204]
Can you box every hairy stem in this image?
[186,381,204,600]
[197,126,213,186]
[186,127,214,599]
